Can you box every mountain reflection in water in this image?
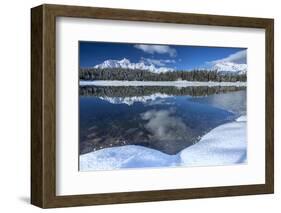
[79,86,246,155]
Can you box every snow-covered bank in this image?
[80,116,247,171]
[80,80,247,87]
[179,117,247,166]
[236,115,247,122]
[80,145,180,171]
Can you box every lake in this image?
[79,85,247,158]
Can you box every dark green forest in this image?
[79,68,247,82]
[80,86,246,98]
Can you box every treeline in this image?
[80,86,246,97]
[79,68,247,82]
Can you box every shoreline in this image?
[80,116,247,171]
[80,80,247,87]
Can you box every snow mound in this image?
[180,118,247,166]
[80,116,247,171]
[80,145,180,171]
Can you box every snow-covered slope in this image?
[80,145,180,171]
[179,116,247,166]
[80,116,247,171]
[94,58,173,73]
[213,62,247,74]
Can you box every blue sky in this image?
[79,41,247,70]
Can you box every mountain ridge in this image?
[92,58,247,74]
[94,58,174,73]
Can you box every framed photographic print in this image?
[31,4,274,208]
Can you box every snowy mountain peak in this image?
[93,58,246,74]
[119,58,130,64]
[94,58,173,73]
[213,62,247,74]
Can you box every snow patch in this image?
[80,145,180,171]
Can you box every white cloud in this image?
[205,50,247,73]
[141,109,189,141]
[140,57,176,66]
[209,50,247,64]
[134,44,177,57]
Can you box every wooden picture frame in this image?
[31,4,274,208]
